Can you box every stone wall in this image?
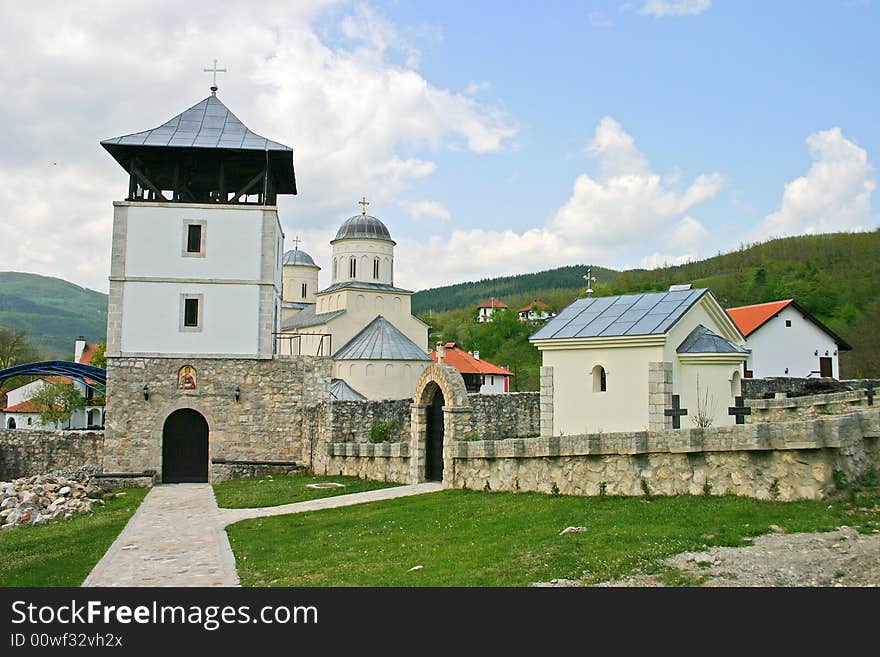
[747,390,874,423]
[742,377,880,399]
[447,410,880,501]
[104,355,331,480]
[465,392,540,440]
[0,430,104,480]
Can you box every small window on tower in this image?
[373,257,380,279]
[182,220,206,257]
[349,257,357,278]
[301,283,307,299]
[180,294,203,331]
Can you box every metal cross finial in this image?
[584,266,597,296]
[204,59,227,94]
[292,236,301,250]
[358,196,370,216]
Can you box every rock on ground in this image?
[0,468,108,530]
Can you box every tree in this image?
[0,327,39,369]
[29,382,85,429]
[90,342,107,368]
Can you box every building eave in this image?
[532,334,666,351]
[677,352,749,365]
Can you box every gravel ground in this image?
[596,526,880,587]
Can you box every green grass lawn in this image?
[0,487,148,587]
[226,489,880,586]
[212,472,401,509]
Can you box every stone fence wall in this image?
[746,389,874,423]
[0,430,104,481]
[448,410,880,501]
[466,392,540,440]
[742,377,880,399]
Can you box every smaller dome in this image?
[283,249,318,267]
[333,215,394,242]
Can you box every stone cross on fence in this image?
[728,396,751,425]
[664,394,688,429]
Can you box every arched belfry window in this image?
[592,365,607,393]
[349,257,357,278]
[373,257,380,280]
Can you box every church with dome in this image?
[278,207,431,400]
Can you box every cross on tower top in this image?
[292,235,301,250]
[584,266,597,296]
[358,196,370,216]
[203,59,227,95]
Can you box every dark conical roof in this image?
[333,215,394,243]
[282,249,318,267]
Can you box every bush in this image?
[369,421,397,444]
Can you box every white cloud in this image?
[0,1,517,292]
[637,1,712,17]
[464,80,492,95]
[668,216,710,248]
[639,252,697,269]
[400,200,451,223]
[755,127,877,239]
[395,117,724,289]
[589,12,614,28]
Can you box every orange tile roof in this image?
[430,344,513,376]
[478,297,508,309]
[77,343,99,365]
[2,400,51,414]
[726,299,793,337]
[519,300,550,313]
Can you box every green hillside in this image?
[417,231,880,386]
[0,272,108,358]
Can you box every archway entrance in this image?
[425,385,445,481]
[162,409,209,483]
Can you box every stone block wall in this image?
[742,377,880,399]
[746,389,874,423]
[0,430,104,480]
[447,410,880,501]
[648,362,673,430]
[103,355,331,480]
[540,367,554,437]
[465,392,540,440]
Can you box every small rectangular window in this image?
[184,298,199,327]
[373,258,380,279]
[785,319,792,327]
[350,258,357,278]
[301,283,307,299]
[187,224,202,253]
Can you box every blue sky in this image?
[0,1,877,291]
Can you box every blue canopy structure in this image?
[0,361,106,394]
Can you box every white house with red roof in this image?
[518,300,553,323]
[477,297,508,323]
[726,300,851,379]
[430,342,512,393]
[2,337,104,430]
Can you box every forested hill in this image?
[416,231,880,382]
[411,265,619,314]
[0,272,107,358]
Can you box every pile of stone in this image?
[0,470,108,530]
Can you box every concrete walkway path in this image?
[83,481,442,587]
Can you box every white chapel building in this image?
[279,210,431,400]
[531,286,749,435]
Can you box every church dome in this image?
[283,248,318,267]
[333,215,394,243]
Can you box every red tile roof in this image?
[726,300,793,337]
[519,300,550,313]
[430,343,513,376]
[77,343,99,364]
[2,400,50,414]
[478,297,508,309]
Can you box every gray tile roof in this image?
[677,324,749,354]
[280,306,346,330]
[282,249,318,267]
[101,94,292,151]
[319,281,413,295]
[530,288,708,341]
[333,316,431,361]
[333,215,394,242]
[329,378,367,400]
[281,301,313,310]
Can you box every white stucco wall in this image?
[124,204,266,280]
[330,239,394,285]
[282,265,320,304]
[478,374,509,394]
[744,305,841,378]
[120,282,260,355]
[333,360,429,400]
